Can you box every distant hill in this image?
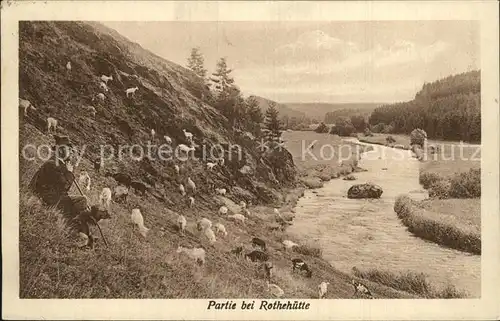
[284,103,383,121]
[369,70,481,142]
[252,96,307,120]
[324,107,375,123]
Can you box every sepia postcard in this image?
[2,0,499,320]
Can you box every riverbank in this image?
[282,131,371,189]
[394,195,481,254]
[358,134,481,252]
[286,134,479,297]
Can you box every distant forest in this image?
[324,108,374,124]
[368,70,481,142]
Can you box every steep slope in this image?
[18,21,413,299]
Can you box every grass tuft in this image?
[352,267,467,298]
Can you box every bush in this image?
[448,168,481,198]
[394,195,413,217]
[382,124,394,134]
[330,117,356,137]
[419,172,443,189]
[371,123,386,133]
[428,179,451,199]
[315,122,329,133]
[394,194,480,254]
[350,115,367,132]
[410,128,427,147]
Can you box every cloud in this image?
[274,30,359,63]
[275,38,451,76]
[234,30,468,103]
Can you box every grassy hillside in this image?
[285,103,383,121]
[18,21,414,299]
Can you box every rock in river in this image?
[347,183,383,199]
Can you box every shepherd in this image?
[29,135,110,248]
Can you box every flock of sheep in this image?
[21,60,375,299]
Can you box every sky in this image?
[103,21,479,104]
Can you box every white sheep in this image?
[177,214,187,235]
[218,206,228,215]
[96,93,105,101]
[179,184,186,196]
[174,164,180,174]
[125,86,139,98]
[78,171,91,191]
[176,246,206,265]
[188,196,195,208]
[274,208,280,215]
[206,162,217,170]
[177,144,195,154]
[182,129,193,141]
[99,81,109,92]
[239,165,252,175]
[218,158,225,166]
[131,208,149,237]
[203,227,217,245]
[82,105,97,118]
[197,218,212,231]
[186,177,196,193]
[100,74,113,84]
[214,223,228,237]
[19,98,36,116]
[227,214,245,224]
[113,185,129,201]
[164,135,172,144]
[215,188,227,196]
[282,240,299,251]
[66,61,71,71]
[47,117,58,133]
[319,281,330,299]
[99,187,112,208]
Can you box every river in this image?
[286,137,481,297]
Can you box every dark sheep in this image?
[105,172,132,187]
[93,159,101,172]
[251,237,267,251]
[245,250,269,262]
[291,258,313,278]
[130,181,148,195]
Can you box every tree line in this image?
[368,70,481,142]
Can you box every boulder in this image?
[347,183,383,199]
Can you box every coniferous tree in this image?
[210,57,234,99]
[246,95,264,135]
[264,102,282,142]
[187,47,207,78]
